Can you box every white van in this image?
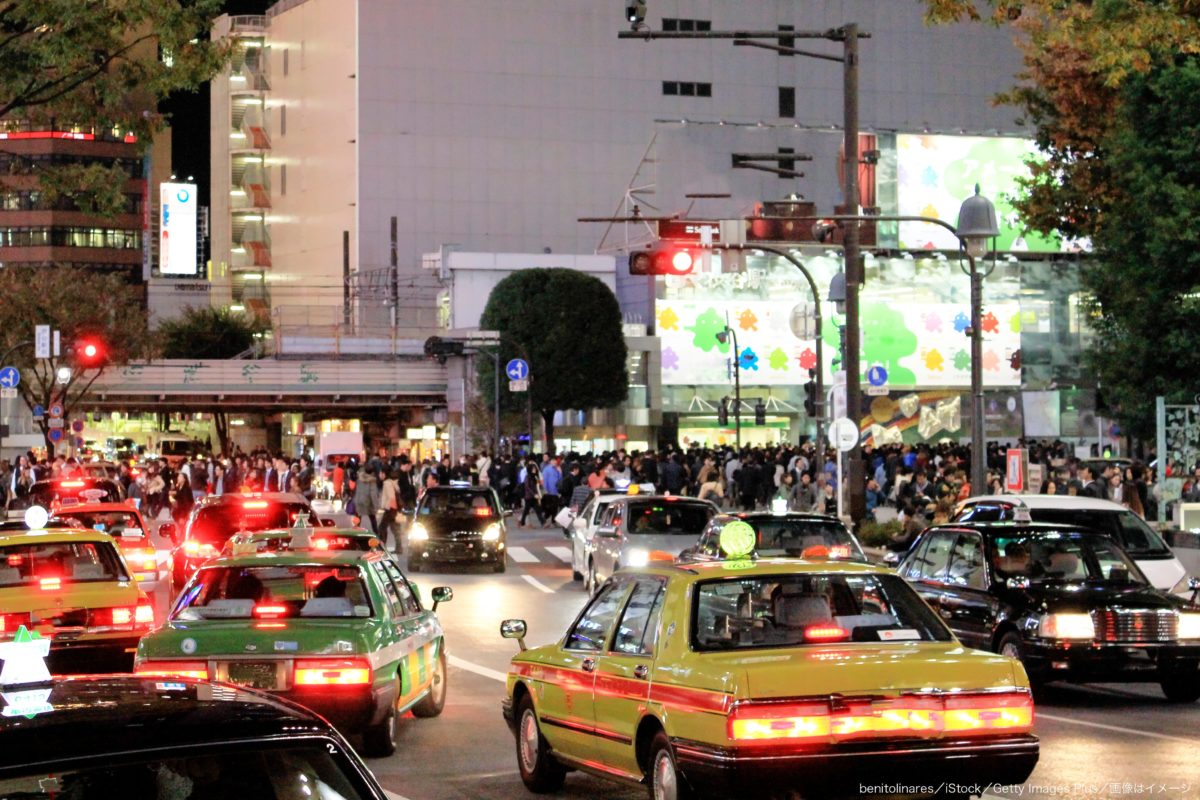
[953,494,1190,594]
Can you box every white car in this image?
[568,491,625,582]
[953,494,1190,594]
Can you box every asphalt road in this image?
[357,522,1200,800]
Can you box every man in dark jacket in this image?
[660,454,685,495]
[1080,466,1107,499]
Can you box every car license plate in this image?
[225,661,279,690]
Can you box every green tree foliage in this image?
[0,267,150,455]
[157,305,266,360]
[479,269,629,452]
[924,1,1200,438]
[0,0,226,216]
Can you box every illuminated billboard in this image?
[159,182,197,275]
[896,134,1082,253]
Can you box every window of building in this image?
[0,226,141,249]
[662,81,678,95]
[279,164,286,196]
[280,104,286,136]
[282,48,289,76]
[779,86,795,118]
[663,18,710,32]
[664,81,711,98]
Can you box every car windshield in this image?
[740,519,866,561]
[991,533,1148,584]
[174,564,373,619]
[0,743,374,800]
[419,491,497,516]
[692,572,952,650]
[1026,509,1171,557]
[625,501,711,535]
[0,541,128,586]
[28,479,120,509]
[51,510,144,539]
[189,501,311,545]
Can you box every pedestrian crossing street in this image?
[505,544,574,565]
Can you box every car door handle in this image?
[633,664,649,680]
[581,658,596,673]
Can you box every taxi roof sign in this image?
[0,627,52,688]
[719,520,757,559]
[23,506,49,530]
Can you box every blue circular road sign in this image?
[0,365,19,389]
[47,428,63,443]
[505,358,530,381]
[867,364,888,387]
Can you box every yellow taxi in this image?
[500,524,1038,799]
[48,499,162,588]
[0,521,153,674]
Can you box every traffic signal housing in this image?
[70,338,106,369]
[754,399,767,426]
[803,380,817,417]
[629,247,697,276]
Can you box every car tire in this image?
[1160,674,1200,703]
[407,556,421,573]
[572,568,583,581]
[412,649,448,717]
[360,679,400,758]
[997,631,1047,694]
[494,556,507,573]
[515,693,566,793]
[647,730,694,800]
[586,560,598,596]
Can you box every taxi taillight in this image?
[472,507,493,517]
[125,546,157,573]
[94,598,154,631]
[293,658,372,686]
[39,576,61,591]
[0,612,32,634]
[136,660,209,680]
[727,692,1034,745]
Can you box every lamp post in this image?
[715,326,741,448]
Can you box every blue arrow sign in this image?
[505,358,529,381]
[32,404,44,417]
[867,365,888,387]
[0,366,19,389]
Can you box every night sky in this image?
[164,0,273,208]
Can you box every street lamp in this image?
[715,326,741,448]
[955,184,1000,494]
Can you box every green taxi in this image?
[220,526,387,557]
[135,530,452,757]
[500,537,1038,798]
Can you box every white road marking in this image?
[447,653,509,683]
[506,546,538,563]
[547,546,573,563]
[521,574,555,594]
[1038,712,1198,743]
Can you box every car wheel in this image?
[412,650,448,717]
[360,678,400,758]
[515,693,566,793]
[493,556,507,573]
[586,560,597,595]
[647,730,694,800]
[997,631,1024,662]
[572,567,583,581]
[1160,673,1200,703]
[407,556,421,573]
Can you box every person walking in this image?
[170,472,194,527]
[353,465,380,535]
[379,469,401,552]
[520,460,546,527]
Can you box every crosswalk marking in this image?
[546,546,573,563]
[506,546,539,563]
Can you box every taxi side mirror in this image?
[431,586,453,611]
[500,618,527,651]
[882,551,902,568]
[504,509,514,517]
[1188,576,1200,592]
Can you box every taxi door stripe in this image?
[511,662,732,715]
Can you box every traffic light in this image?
[629,247,696,276]
[70,338,106,369]
[423,336,464,364]
[754,399,767,426]
[717,396,729,426]
[803,380,817,417]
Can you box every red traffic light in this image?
[629,247,697,276]
[73,338,106,368]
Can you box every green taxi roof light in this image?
[719,521,757,559]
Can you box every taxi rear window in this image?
[28,479,121,508]
[173,565,373,619]
[190,502,311,543]
[0,541,128,587]
[692,573,952,651]
[51,510,144,539]
[625,500,712,535]
[738,519,866,561]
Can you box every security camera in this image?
[626,1,646,30]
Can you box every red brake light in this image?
[111,606,134,626]
[829,545,851,559]
[313,538,331,550]
[253,604,288,618]
[135,599,155,625]
[61,481,85,488]
[40,577,61,591]
[293,658,371,686]
[136,660,209,680]
[6,555,22,566]
[243,500,269,509]
[804,624,850,643]
[472,507,493,517]
[0,612,31,633]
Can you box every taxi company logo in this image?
[180,638,197,654]
[244,643,258,652]
[176,188,190,203]
[274,641,299,652]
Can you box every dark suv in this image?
[407,485,507,573]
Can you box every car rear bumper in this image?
[1023,640,1200,682]
[411,539,504,563]
[279,681,398,733]
[671,735,1039,795]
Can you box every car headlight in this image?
[483,523,501,542]
[409,523,429,541]
[1179,612,1200,641]
[624,548,650,568]
[1038,612,1095,640]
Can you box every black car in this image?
[680,511,869,563]
[900,522,1200,701]
[0,675,388,799]
[407,485,507,573]
[169,492,329,586]
[18,477,124,511]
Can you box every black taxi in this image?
[407,484,507,573]
[899,521,1200,701]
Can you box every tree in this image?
[157,305,267,360]
[923,1,1200,438]
[0,267,150,456]
[478,269,629,453]
[0,1,226,215]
